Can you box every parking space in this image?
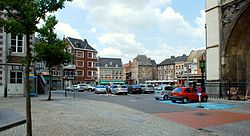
[159,100,240,110]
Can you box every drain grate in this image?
[193,112,211,116]
[197,128,214,133]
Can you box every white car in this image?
[77,84,88,92]
[65,85,79,92]
[87,85,95,91]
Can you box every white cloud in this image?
[66,0,204,64]
[54,22,82,39]
[97,33,147,62]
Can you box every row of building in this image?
[0,32,206,96]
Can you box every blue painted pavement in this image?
[159,100,240,110]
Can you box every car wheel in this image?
[182,98,188,104]
[171,100,176,103]
[124,93,128,95]
[163,95,168,100]
[155,97,159,100]
[88,88,92,92]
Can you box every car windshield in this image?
[133,85,140,88]
[96,85,105,88]
[139,85,145,87]
[113,86,118,88]
[155,86,163,90]
[173,88,182,92]
[147,84,153,87]
[165,86,174,90]
[120,85,127,88]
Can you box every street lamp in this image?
[4,47,13,97]
[199,58,205,93]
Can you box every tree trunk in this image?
[48,66,52,100]
[25,34,32,136]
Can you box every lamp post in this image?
[199,58,205,93]
[4,47,13,97]
[196,57,205,109]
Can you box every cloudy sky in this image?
[53,0,205,64]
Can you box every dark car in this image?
[170,87,208,103]
[127,85,142,94]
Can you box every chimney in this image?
[171,56,175,59]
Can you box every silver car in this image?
[111,85,128,95]
[94,85,107,94]
[154,85,175,100]
[140,84,154,94]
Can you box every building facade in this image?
[158,56,177,81]
[206,0,250,97]
[0,12,35,96]
[130,55,157,84]
[64,37,97,86]
[177,50,206,86]
[97,57,124,85]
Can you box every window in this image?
[88,71,93,77]
[10,71,22,83]
[88,52,93,58]
[76,51,84,58]
[93,53,96,58]
[11,35,23,53]
[52,70,56,75]
[88,61,93,68]
[185,88,191,93]
[77,71,83,76]
[76,61,84,67]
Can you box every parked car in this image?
[154,85,175,100]
[77,84,88,92]
[65,84,84,92]
[127,85,142,94]
[87,84,95,92]
[65,85,76,92]
[170,87,208,103]
[94,85,107,94]
[139,84,154,94]
[110,85,128,95]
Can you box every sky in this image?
[52,0,205,64]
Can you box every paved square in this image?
[154,109,250,129]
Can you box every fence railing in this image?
[206,80,250,100]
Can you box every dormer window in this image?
[110,62,112,65]
[105,64,108,67]
[115,64,118,68]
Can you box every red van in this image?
[170,87,208,103]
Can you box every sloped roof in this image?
[66,37,96,51]
[186,50,205,62]
[150,60,157,66]
[97,57,123,68]
[134,55,154,66]
[175,54,188,62]
[159,57,176,65]
[159,54,188,65]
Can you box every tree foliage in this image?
[35,16,71,69]
[34,16,71,100]
[0,1,72,136]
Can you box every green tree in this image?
[0,1,72,136]
[35,15,71,100]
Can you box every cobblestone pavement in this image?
[0,95,216,136]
